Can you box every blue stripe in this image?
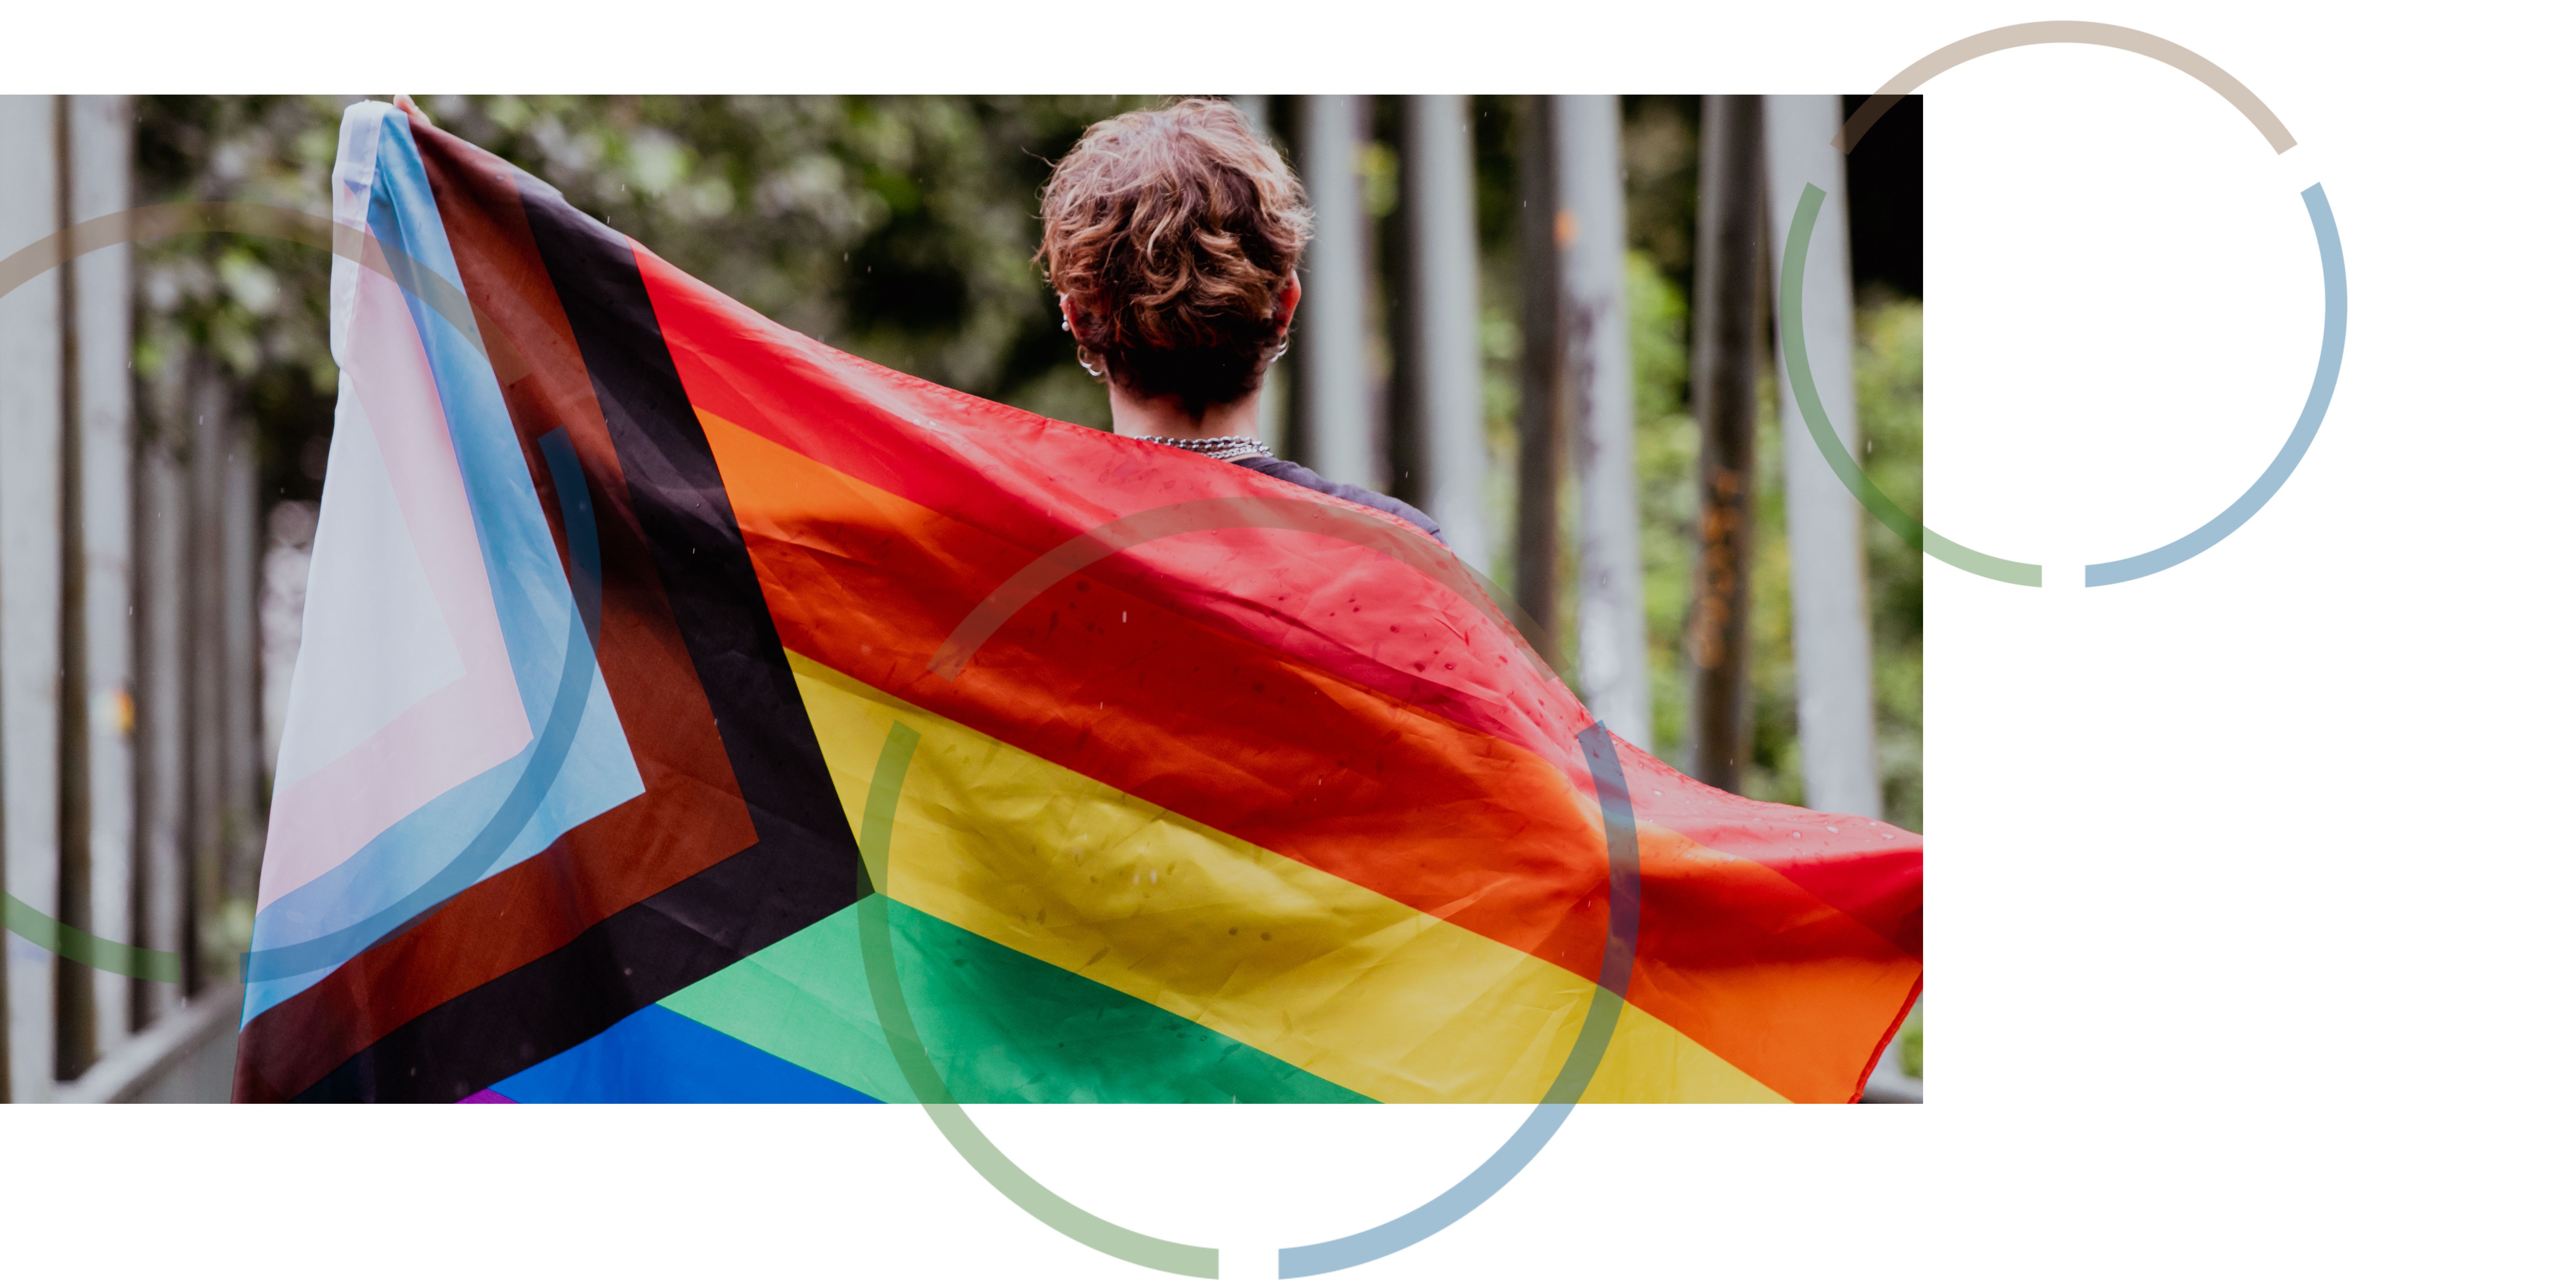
[538,428,604,645]
[492,1004,881,1104]
[364,111,637,805]
[241,104,643,1023]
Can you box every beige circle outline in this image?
[0,201,527,379]
[1835,20,2299,155]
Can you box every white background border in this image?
[7,3,2567,1283]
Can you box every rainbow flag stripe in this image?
[236,100,1921,1105]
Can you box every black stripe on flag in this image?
[294,179,866,1102]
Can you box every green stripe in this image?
[661,894,1373,1105]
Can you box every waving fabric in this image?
[236,100,1921,1105]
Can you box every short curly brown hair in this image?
[1038,98,1311,416]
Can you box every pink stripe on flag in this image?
[257,264,533,911]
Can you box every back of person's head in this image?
[1038,98,1311,416]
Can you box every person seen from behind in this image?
[1036,98,1443,543]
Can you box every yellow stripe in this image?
[789,651,1785,1104]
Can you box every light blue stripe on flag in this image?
[241,103,642,1023]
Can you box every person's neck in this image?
[1107,380,1264,442]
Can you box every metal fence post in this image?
[1686,95,1767,790]
[1402,95,1491,573]
[1764,94,1881,820]
[1551,95,1650,747]
[69,92,136,1061]
[1512,98,1564,662]
[136,410,191,1025]
[0,94,66,1101]
[1294,95,1376,489]
[1230,95,1292,456]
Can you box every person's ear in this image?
[1273,274,1301,338]
[1059,293,1081,335]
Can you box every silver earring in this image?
[1269,334,1291,363]
[1077,350,1105,379]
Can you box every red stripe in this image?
[677,356,1920,1102]
[634,246,1925,884]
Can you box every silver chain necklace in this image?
[1137,434,1268,462]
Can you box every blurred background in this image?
[0,94,1922,1102]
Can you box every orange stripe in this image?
[1630,824,1921,1102]
[633,244,1921,924]
[632,243,1601,771]
[699,411,1916,1102]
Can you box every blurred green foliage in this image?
[1621,257,1923,834]
[135,94,1149,506]
[425,94,1150,431]
[1857,293,1926,834]
[1899,999,1925,1079]
[135,95,344,503]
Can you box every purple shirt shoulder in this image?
[1229,454,1446,547]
